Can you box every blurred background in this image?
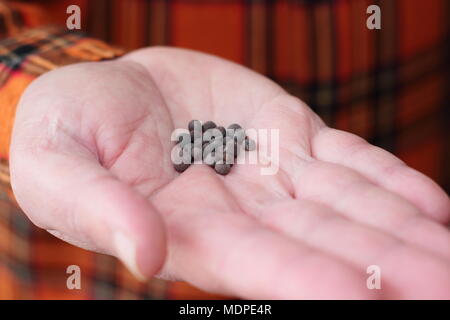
[0,0,449,299]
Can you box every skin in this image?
[10,47,450,299]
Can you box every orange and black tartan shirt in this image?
[0,0,449,299]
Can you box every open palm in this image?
[10,47,450,299]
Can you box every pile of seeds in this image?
[172,120,256,176]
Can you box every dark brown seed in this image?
[216,126,226,137]
[223,136,233,146]
[189,129,196,142]
[204,139,222,154]
[202,121,216,132]
[173,162,190,173]
[188,120,202,132]
[177,132,191,146]
[203,128,223,143]
[233,140,242,158]
[204,152,216,167]
[193,137,203,148]
[190,121,203,144]
[226,129,235,138]
[233,128,246,144]
[228,123,242,131]
[172,144,191,165]
[173,122,247,174]
[223,140,234,158]
[222,150,234,165]
[214,162,231,175]
[245,138,256,151]
[191,145,203,162]
[181,144,194,163]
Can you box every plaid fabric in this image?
[0,1,25,38]
[0,0,449,299]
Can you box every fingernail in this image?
[113,232,146,281]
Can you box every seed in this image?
[228,123,242,131]
[226,124,241,138]
[172,144,191,164]
[233,128,246,144]
[202,121,216,132]
[203,128,223,144]
[188,119,202,132]
[224,139,235,156]
[177,132,191,146]
[226,129,235,138]
[190,120,203,142]
[174,121,254,174]
[203,139,222,154]
[189,129,197,142]
[233,140,242,158]
[223,136,233,146]
[216,126,226,137]
[182,145,194,163]
[204,152,216,167]
[222,150,234,165]
[173,144,192,172]
[245,138,256,151]
[202,141,212,153]
[173,162,190,173]
[214,161,231,175]
[191,145,203,162]
[193,137,203,148]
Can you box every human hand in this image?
[10,47,450,299]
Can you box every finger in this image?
[10,146,166,281]
[151,165,378,299]
[291,160,450,260]
[256,199,450,298]
[312,128,450,223]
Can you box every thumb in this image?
[10,144,166,281]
